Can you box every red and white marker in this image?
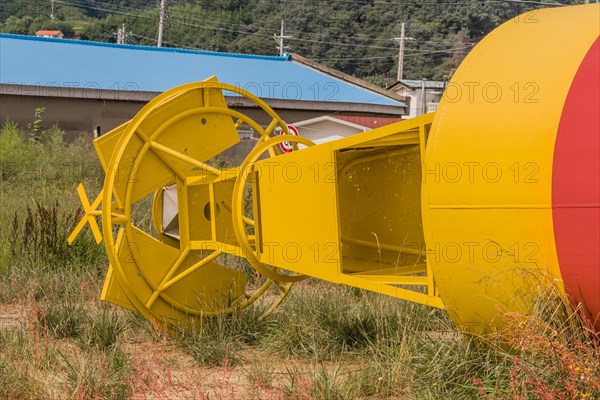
[278,125,299,153]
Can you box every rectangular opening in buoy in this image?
[336,144,427,278]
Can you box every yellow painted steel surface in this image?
[423,4,599,332]
[68,4,599,333]
[69,83,444,328]
[70,77,305,324]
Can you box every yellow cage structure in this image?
[69,4,600,334]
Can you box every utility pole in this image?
[117,24,125,44]
[157,0,166,47]
[116,24,129,44]
[50,0,55,21]
[392,23,406,82]
[273,20,293,56]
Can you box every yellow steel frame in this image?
[68,78,311,326]
[245,112,443,309]
[69,77,444,328]
[67,4,600,334]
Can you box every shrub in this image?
[27,107,46,143]
[0,120,33,180]
[79,306,128,351]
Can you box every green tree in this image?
[1,15,34,34]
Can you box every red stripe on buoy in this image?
[553,37,600,330]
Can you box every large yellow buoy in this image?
[423,4,599,332]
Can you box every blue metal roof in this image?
[0,34,402,107]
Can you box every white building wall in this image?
[391,86,442,119]
[294,120,364,142]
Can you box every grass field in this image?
[0,119,598,399]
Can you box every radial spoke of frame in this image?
[111,212,128,224]
[145,246,191,309]
[135,128,151,143]
[265,118,279,136]
[221,200,254,226]
[150,141,222,176]
[162,250,223,291]
[275,281,290,293]
[135,128,188,181]
[257,133,277,158]
[259,280,293,319]
[263,118,285,158]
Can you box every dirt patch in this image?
[0,303,28,329]
[122,341,265,399]
[120,340,358,399]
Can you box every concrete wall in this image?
[0,93,347,140]
[1,94,402,144]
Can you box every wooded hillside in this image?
[0,0,582,85]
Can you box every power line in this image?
[164,6,485,47]
[165,15,397,49]
[53,0,156,20]
[65,0,156,15]
[300,0,564,6]
[83,4,478,57]
[56,0,509,76]
[166,16,272,37]
[167,6,478,45]
[404,50,471,58]
[316,56,393,61]
[316,47,472,61]
[61,0,488,51]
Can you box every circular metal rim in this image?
[231,134,316,283]
[101,81,298,324]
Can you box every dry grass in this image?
[1,120,599,399]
